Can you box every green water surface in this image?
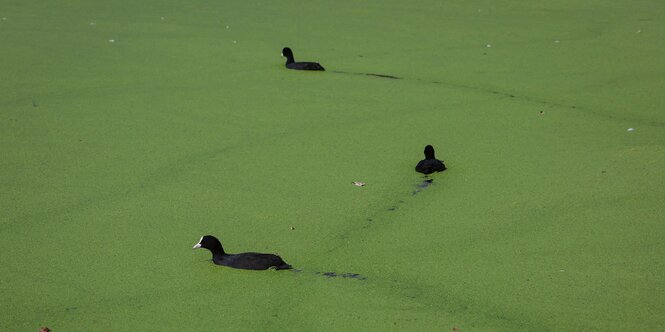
[1,1,664,331]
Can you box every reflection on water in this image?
[418,179,434,188]
[412,178,434,195]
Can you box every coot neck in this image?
[207,240,226,258]
[285,55,295,64]
[424,146,436,160]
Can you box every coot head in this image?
[424,145,436,159]
[193,235,225,254]
[281,47,294,63]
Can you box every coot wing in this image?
[220,252,292,270]
[287,62,325,71]
[416,159,446,174]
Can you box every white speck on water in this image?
[89,22,96,26]
[161,17,165,20]
[636,29,641,33]
[2,17,7,21]
[108,39,115,43]
[627,127,635,132]
[226,25,230,29]
[559,270,565,272]
[486,44,492,48]
[554,40,560,43]
[233,40,237,44]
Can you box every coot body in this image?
[193,235,292,270]
[415,145,447,174]
[281,47,325,71]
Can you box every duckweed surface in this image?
[2,1,664,330]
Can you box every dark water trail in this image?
[331,68,664,127]
[364,73,401,79]
[321,177,439,257]
[275,178,440,281]
[330,70,401,80]
[411,178,434,196]
[200,260,367,280]
[291,269,367,280]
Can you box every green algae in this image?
[1,1,665,331]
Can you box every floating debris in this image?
[352,181,366,187]
[627,127,635,132]
[108,39,115,43]
[486,44,492,48]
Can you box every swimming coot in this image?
[193,235,292,270]
[415,145,447,174]
[281,47,325,71]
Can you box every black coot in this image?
[415,145,447,174]
[193,235,292,270]
[281,47,325,71]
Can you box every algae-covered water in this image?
[2,1,664,331]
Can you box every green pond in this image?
[1,1,664,331]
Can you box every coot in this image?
[281,47,325,71]
[415,145,447,174]
[193,235,292,270]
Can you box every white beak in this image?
[193,236,203,249]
